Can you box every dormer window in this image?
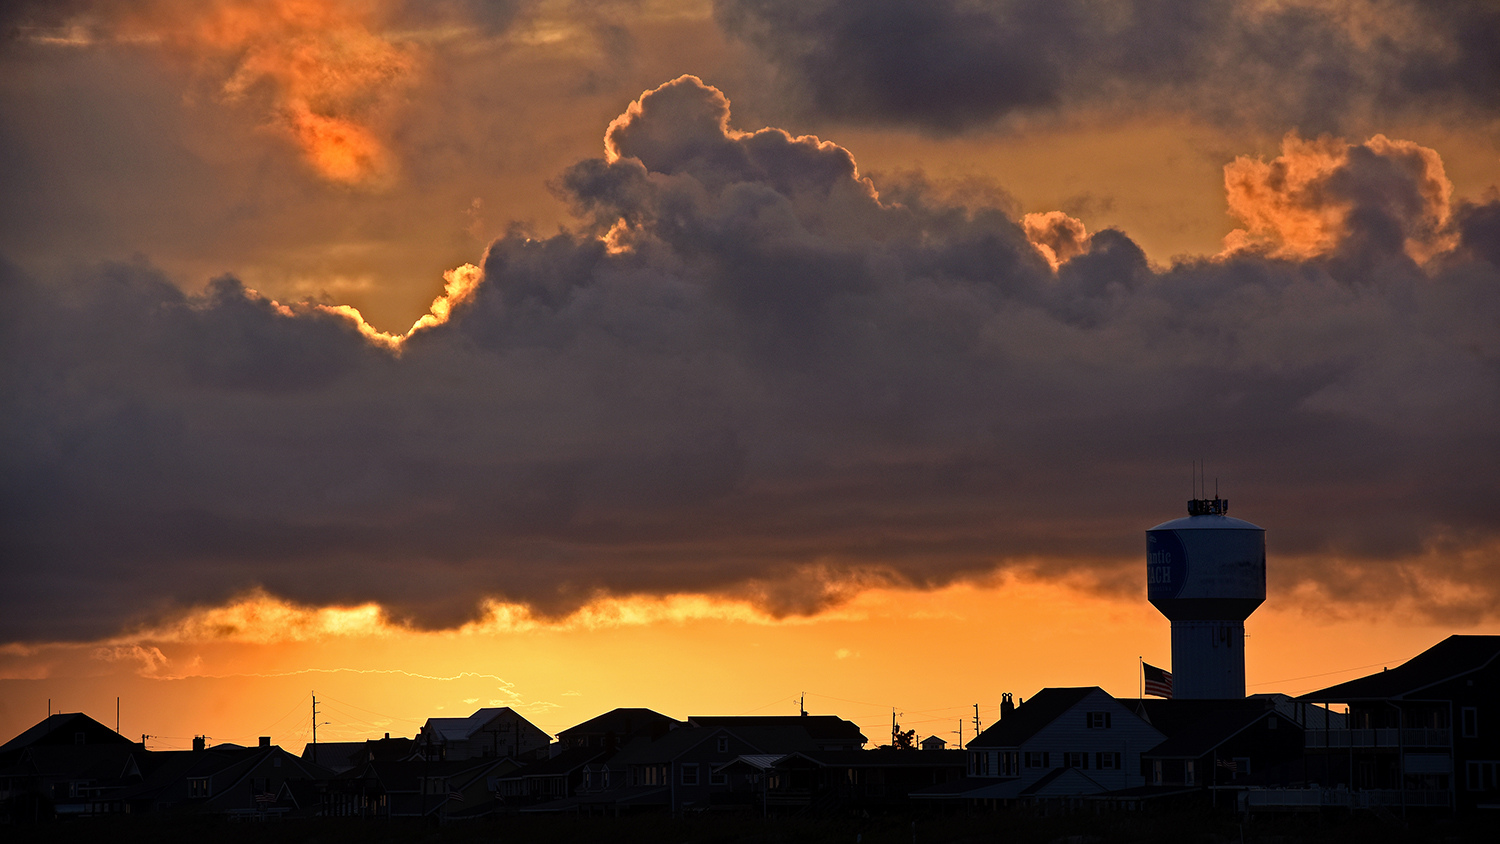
[1086,712,1112,729]
[716,737,729,753]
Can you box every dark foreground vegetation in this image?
[5,808,1495,844]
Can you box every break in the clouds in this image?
[3,76,1499,643]
[715,0,1500,132]
[2,0,535,184]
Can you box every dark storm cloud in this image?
[4,76,1499,643]
[713,0,1500,132]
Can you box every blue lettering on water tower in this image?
[1146,531,1187,599]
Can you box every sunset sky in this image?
[2,0,1497,751]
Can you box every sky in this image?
[1,0,1498,750]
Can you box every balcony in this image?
[1303,728,1450,749]
[1245,788,1450,809]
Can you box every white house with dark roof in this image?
[917,687,1164,802]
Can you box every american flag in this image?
[1217,758,1238,772]
[1143,662,1173,699]
[255,792,276,804]
[448,789,464,802]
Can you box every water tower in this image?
[1146,496,1265,698]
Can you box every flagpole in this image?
[1139,656,1143,701]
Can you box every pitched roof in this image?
[1142,708,1270,759]
[968,688,1096,748]
[300,741,365,770]
[0,713,134,760]
[424,707,544,742]
[688,715,866,746]
[1298,635,1500,702]
[557,708,681,739]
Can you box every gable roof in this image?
[557,708,681,740]
[968,688,1096,748]
[1298,635,1500,702]
[423,707,549,745]
[0,713,134,761]
[300,741,366,770]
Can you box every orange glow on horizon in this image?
[3,563,1488,753]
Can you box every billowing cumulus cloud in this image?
[714,0,1500,132]
[3,76,1499,644]
[1223,133,1456,263]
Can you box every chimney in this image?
[1000,693,1015,720]
[385,732,390,740]
[259,736,271,748]
[193,736,206,752]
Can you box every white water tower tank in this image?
[1146,497,1265,699]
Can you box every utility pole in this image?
[312,692,319,753]
[973,703,982,737]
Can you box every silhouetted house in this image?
[0,713,135,765]
[913,688,1165,805]
[556,708,681,752]
[418,707,550,761]
[0,744,146,821]
[0,713,144,821]
[921,736,948,751]
[536,722,836,815]
[300,742,367,774]
[117,739,330,817]
[495,747,605,808]
[1291,634,1500,813]
[301,733,418,773]
[1137,699,1308,788]
[329,756,519,819]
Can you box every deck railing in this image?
[1246,788,1450,809]
[1303,728,1449,748]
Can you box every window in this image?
[1462,707,1478,738]
[1185,760,1196,786]
[189,778,210,798]
[1466,761,1498,791]
[1002,752,1019,776]
[1064,752,1088,769]
[717,736,729,753]
[972,752,988,775]
[1234,757,1252,776]
[1086,712,1112,729]
[1095,752,1120,770]
[681,763,699,785]
[1267,715,1277,729]
[710,771,727,785]
[74,732,86,745]
[1025,751,1048,768]
[1152,760,1163,784]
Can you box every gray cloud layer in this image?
[3,77,1498,643]
[715,0,1500,132]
